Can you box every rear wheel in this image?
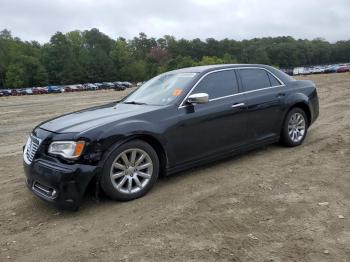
[101,140,159,201]
[281,108,308,147]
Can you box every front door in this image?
[166,69,248,167]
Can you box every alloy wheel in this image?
[110,148,153,194]
[287,112,306,143]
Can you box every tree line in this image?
[0,28,349,88]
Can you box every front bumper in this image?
[24,159,98,210]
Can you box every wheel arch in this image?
[279,101,311,139]
[89,133,168,200]
[284,92,312,126]
[124,134,168,177]
[99,134,168,178]
[286,102,312,126]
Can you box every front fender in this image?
[90,120,167,196]
[96,119,165,164]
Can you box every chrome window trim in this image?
[178,67,286,109]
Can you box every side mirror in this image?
[187,93,209,104]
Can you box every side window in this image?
[267,72,282,86]
[193,70,238,100]
[239,69,271,92]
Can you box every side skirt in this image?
[165,136,280,176]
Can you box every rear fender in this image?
[283,92,312,125]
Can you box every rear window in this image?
[239,69,271,92]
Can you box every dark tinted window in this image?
[267,72,282,86]
[194,70,238,99]
[239,69,271,92]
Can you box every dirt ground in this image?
[0,74,349,262]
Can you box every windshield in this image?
[123,72,197,106]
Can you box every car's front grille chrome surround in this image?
[23,135,42,165]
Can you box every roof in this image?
[171,64,276,73]
[170,64,294,83]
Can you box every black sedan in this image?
[23,64,319,210]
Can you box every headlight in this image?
[48,141,85,159]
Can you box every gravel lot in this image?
[0,74,349,261]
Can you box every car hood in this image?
[39,103,161,134]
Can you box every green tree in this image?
[111,38,133,80]
[5,64,24,88]
[122,60,147,81]
[198,56,224,65]
[1,28,349,87]
[167,56,195,70]
[42,32,73,84]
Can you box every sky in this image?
[0,0,349,43]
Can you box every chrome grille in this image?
[24,135,42,164]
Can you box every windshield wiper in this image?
[123,101,147,105]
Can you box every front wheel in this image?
[101,140,159,201]
[281,108,308,147]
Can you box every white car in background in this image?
[137,81,145,87]
[310,66,325,74]
[293,67,306,75]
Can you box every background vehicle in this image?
[113,82,126,91]
[84,83,98,91]
[94,83,103,89]
[76,84,84,91]
[281,68,293,76]
[1,89,12,96]
[17,89,27,95]
[23,64,319,210]
[337,66,350,73]
[310,66,325,74]
[136,82,145,87]
[63,86,74,92]
[102,82,115,89]
[24,88,33,95]
[36,87,48,94]
[10,89,18,96]
[325,66,338,73]
[122,81,133,88]
[32,87,41,95]
[293,67,305,75]
[14,89,21,95]
[301,67,311,75]
[48,85,61,93]
[25,88,33,95]
[42,87,49,94]
[65,85,79,92]
[72,86,81,92]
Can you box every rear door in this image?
[237,68,285,142]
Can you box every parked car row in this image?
[0,81,134,97]
[0,88,33,96]
[290,63,350,76]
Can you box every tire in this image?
[281,107,308,147]
[100,140,159,201]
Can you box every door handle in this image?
[231,103,245,108]
[277,93,286,97]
